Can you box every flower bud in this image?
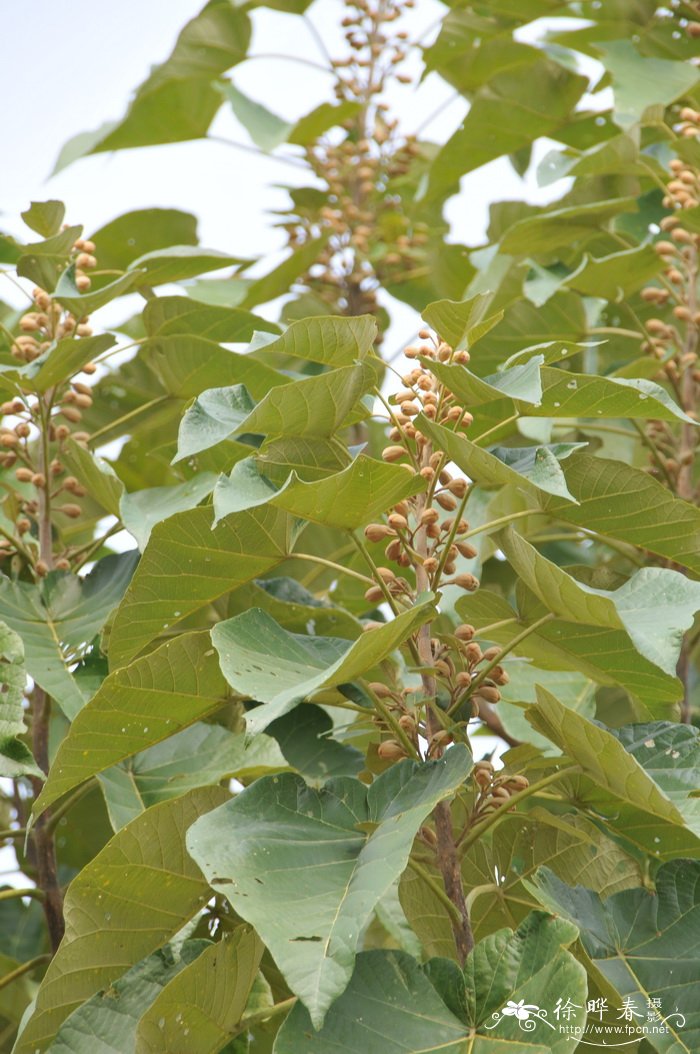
[454,572,479,591]
[365,523,395,542]
[364,585,385,604]
[377,740,407,760]
[387,513,408,530]
[455,623,475,641]
[59,503,82,519]
[382,445,407,463]
[15,467,33,482]
[368,681,394,698]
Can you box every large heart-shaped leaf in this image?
[275,911,586,1052]
[599,40,700,130]
[187,748,471,1027]
[212,599,437,735]
[0,553,137,720]
[610,723,700,837]
[16,788,228,1054]
[428,353,544,407]
[53,3,251,168]
[426,58,587,200]
[98,723,288,830]
[274,950,468,1053]
[501,528,700,675]
[212,454,423,528]
[530,860,700,1053]
[540,452,700,574]
[120,474,217,549]
[456,590,682,711]
[176,362,376,460]
[276,949,469,1053]
[526,688,700,859]
[528,367,694,424]
[135,926,264,1053]
[142,334,285,400]
[50,941,210,1054]
[418,416,582,501]
[421,294,503,350]
[32,632,227,821]
[108,505,294,667]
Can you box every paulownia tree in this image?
[1,0,700,1051]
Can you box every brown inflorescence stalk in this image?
[3,229,101,951]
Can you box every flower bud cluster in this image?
[0,231,98,573]
[637,134,699,495]
[470,760,529,819]
[280,0,429,329]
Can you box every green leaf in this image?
[467,291,587,376]
[456,590,684,711]
[497,664,595,751]
[220,82,292,150]
[462,912,587,1050]
[274,950,468,1053]
[257,435,352,483]
[21,200,66,238]
[16,226,82,291]
[60,441,124,518]
[128,246,246,286]
[53,265,146,315]
[143,334,284,400]
[51,942,210,1054]
[252,314,377,367]
[98,722,288,830]
[15,788,228,1054]
[598,40,700,130]
[142,296,278,341]
[529,367,695,424]
[458,809,643,942]
[187,748,471,1026]
[540,452,700,574]
[23,333,115,393]
[427,58,587,200]
[564,245,662,298]
[500,528,700,675]
[427,353,543,408]
[212,454,423,528]
[212,598,437,735]
[418,416,582,501]
[0,553,137,720]
[500,198,638,254]
[529,860,700,1052]
[421,294,503,350]
[610,723,700,837]
[120,474,217,549]
[288,101,361,146]
[266,704,363,784]
[175,363,375,460]
[0,621,41,779]
[54,4,251,167]
[108,505,293,667]
[89,209,199,272]
[228,577,361,639]
[32,632,227,821]
[526,688,700,858]
[135,927,264,1053]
